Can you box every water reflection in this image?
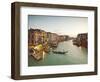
[28,40,88,66]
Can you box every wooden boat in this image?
[52,50,68,54]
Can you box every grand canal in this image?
[28,40,88,66]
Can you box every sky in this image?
[28,15,88,37]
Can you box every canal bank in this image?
[28,40,88,66]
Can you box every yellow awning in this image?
[34,44,43,51]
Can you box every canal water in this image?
[28,40,88,66]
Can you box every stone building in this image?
[28,28,48,46]
[73,33,88,48]
[47,32,59,47]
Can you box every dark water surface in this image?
[28,40,88,66]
